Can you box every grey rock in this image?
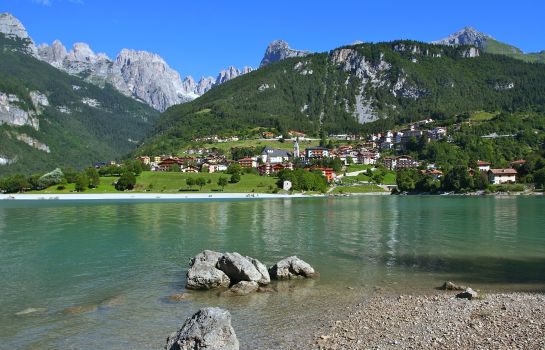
[0,92,39,129]
[440,281,467,291]
[166,307,239,350]
[217,252,262,284]
[186,250,230,290]
[0,13,38,56]
[227,281,259,296]
[433,26,491,49]
[456,288,478,300]
[189,250,223,267]
[269,256,316,280]
[245,256,271,285]
[37,40,67,68]
[0,13,31,40]
[260,40,311,67]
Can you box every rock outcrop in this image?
[0,13,38,56]
[268,256,316,280]
[260,39,311,67]
[0,92,39,129]
[35,40,253,111]
[166,307,239,350]
[433,27,491,49]
[246,256,271,285]
[217,252,264,284]
[186,251,318,295]
[186,250,230,290]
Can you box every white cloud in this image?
[31,0,85,6]
[32,0,52,6]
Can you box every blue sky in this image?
[3,0,545,78]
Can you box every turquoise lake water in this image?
[0,196,544,349]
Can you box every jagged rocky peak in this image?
[2,13,253,110]
[433,26,492,49]
[196,76,216,95]
[0,13,38,55]
[37,40,67,66]
[260,39,311,67]
[0,13,31,40]
[216,66,242,84]
[68,42,105,62]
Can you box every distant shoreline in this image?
[0,192,320,201]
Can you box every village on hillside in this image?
[133,119,524,190]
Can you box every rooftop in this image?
[489,168,518,175]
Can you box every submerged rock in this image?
[216,252,263,284]
[269,256,316,280]
[166,307,239,350]
[226,281,259,296]
[15,307,47,316]
[186,250,230,290]
[456,288,478,300]
[168,293,192,302]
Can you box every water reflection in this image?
[0,197,544,350]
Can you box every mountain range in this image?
[0,13,312,112]
[2,12,545,174]
[140,40,545,155]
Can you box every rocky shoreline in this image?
[312,291,545,349]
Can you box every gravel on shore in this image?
[312,292,545,349]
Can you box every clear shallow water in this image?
[0,196,544,349]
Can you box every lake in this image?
[0,196,544,349]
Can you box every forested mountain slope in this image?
[140,40,545,154]
[0,33,158,175]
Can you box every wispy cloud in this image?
[31,0,85,6]
[32,0,52,6]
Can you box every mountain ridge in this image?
[0,13,256,112]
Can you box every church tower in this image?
[293,137,300,158]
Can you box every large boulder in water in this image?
[269,256,316,280]
[186,250,230,290]
[245,256,271,285]
[166,307,239,350]
[216,252,263,284]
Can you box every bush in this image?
[75,173,89,192]
[115,172,136,191]
[37,168,65,189]
[85,167,100,188]
[230,172,241,183]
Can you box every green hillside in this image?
[139,40,545,155]
[484,38,545,63]
[0,34,159,175]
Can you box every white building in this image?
[488,169,517,184]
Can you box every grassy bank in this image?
[30,171,279,194]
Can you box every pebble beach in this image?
[312,292,545,349]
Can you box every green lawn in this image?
[332,185,386,194]
[342,170,396,185]
[470,111,499,121]
[346,164,374,172]
[29,177,118,194]
[383,172,397,185]
[31,171,279,194]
